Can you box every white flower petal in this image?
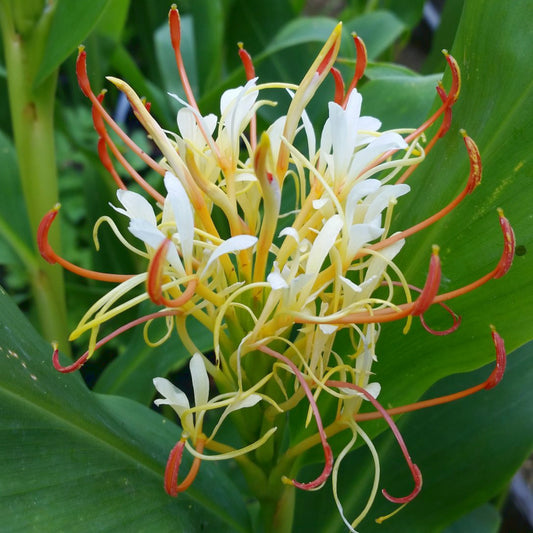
[112,189,157,225]
[344,179,381,225]
[313,198,329,210]
[363,183,410,225]
[189,353,209,408]
[267,271,289,290]
[153,377,189,416]
[306,214,343,274]
[202,235,257,276]
[164,172,195,266]
[226,393,262,414]
[279,227,300,243]
[348,131,407,181]
[128,219,185,276]
[347,223,384,258]
[319,324,338,334]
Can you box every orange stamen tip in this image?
[76,47,91,97]
[169,5,181,50]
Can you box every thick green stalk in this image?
[259,483,295,533]
[0,0,69,348]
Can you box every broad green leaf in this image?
[354,0,533,413]
[344,11,406,60]
[360,73,442,129]
[191,0,224,94]
[443,504,501,533]
[294,341,533,532]
[95,0,131,42]
[35,0,112,87]
[0,287,251,532]
[264,17,343,57]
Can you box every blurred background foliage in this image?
[0,0,532,531]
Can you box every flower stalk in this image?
[0,0,69,349]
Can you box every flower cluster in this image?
[39,5,514,530]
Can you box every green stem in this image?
[259,483,295,533]
[0,0,69,348]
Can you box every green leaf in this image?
[360,72,441,129]
[95,0,131,42]
[344,11,406,60]
[191,0,224,94]
[0,287,251,532]
[294,341,533,531]
[443,504,501,533]
[35,0,112,87]
[356,0,533,413]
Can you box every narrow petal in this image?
[202,235,258,276]
[164,171,195,268]
[189,353,210,407]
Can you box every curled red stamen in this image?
[38,205,133,282]
[147,238,198,308]
[237,42,257,151]
[442,50,461,106]
[76,46,91,97]
[387,280,462,336]
[434,83,452,139]
[485,327,506,389]
[165,437,205,497]
[327,380,422,504]
[52,342,88,373]
[259,345,333,490]
[366,131,483,256]
[330,67,345,105]
[165,439,186,496]
[52,309,179,373]
[97,137,127,190]
[493,210,515,278]
[92,91,107,136]
[461,131,482,193]
[355,327,508,422]
[419,301,461,336]
[343,33,367,105]
[411,246,441,316]
[434,212,515,304]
